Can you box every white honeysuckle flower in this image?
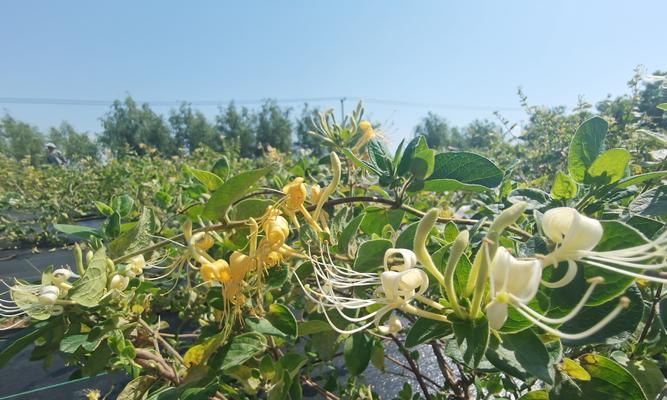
[0,281,65,328]
[540,207,667,288]
[295,245,441,334]
[109,274,130,291]
[51,268,79,291]
[486,247,542,330]
[486,246,630,339]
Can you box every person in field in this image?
[45,143,67,166]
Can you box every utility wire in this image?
[0,96,522,112]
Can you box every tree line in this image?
[1,70,664,180]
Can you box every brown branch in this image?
[390,334,432,399]
[430,342,467,399]
[138,318,186,366]
[385,353,444,390]
[301,376,341,400]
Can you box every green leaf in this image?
[0,319,57,368]
[451,316,489,368]
[231,198,274,220]
[59,333,89,353]
[486,329,554,384]
[266,303,298,337]
[629,185,667,217]
[69,247,108,307]
[405,317,453,347]
[344,332,372,375]
[111,194,135,217]
[551,171,578,200]
[613,354,664,400]
[560,285,643,346]
[202,167,270,221]
[341,148,382,176]
[246,317,288,338]
[367,138,393,175]
[53,223,101,238]
[416,179,492,193]
[410,137,435,179]
[104,212,121,238]
[353,239,393,272]
[587,148,630,185]
[215,332,267,371]
[396,136,424,177]
[297,320,331,336]
[94,201,114,216]
[508,188,551,209]
[370,341,385,371]
[337,214,363,255]
[626,215,664,238]
[614,170,667,189]
[578,354,647,400]
[428,152,503,188]
[185,165,224,191]
[659,298,667,331]
[211,156,231,180]
[109,207,155,258]
[657,103,667,111]
[360,207,404,236]
[395,222,419,249]
[568,116,608,183]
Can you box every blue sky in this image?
[0,0,664,147]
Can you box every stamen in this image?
[541,260,578,288]
[514,297,630,340]
[583,260,667,284]
[512,277,604,324]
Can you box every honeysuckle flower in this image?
[295,245,447,334]
[485,246,629,339]
[1,281,66,326]
[282,177,322,231]
[109,274,130,291]
[199,259,231,284]
[540,207,667,287]
[126,255,148,278]
[352,120,375,153]
[51,268,79,291]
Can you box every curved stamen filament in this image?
[511,277,603,324]
[514,297,629,340]
[583,260,667,284]
[541,260,578,288]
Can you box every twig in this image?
[301,376,341,400]
[430,342,466,398]
[137,318,186,365]
[385,353,444,390]
[390,334,432,399]
[113,195,530,265]
[635,283,663,354]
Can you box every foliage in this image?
[0,74,666,400]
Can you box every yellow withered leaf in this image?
[560,357,591,381]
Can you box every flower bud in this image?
[195,234,215,251]
[489,201,527,235]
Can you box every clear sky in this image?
[0,0,665,147]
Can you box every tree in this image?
[414,112,457,149]
[255,100,292,153]
[462,119,503,150]
[216,102,255,157]
[295,103,323,156]
[48,122,98,160]
[99,96,175,156]
[0,114,44,164]
[169,103,219,153]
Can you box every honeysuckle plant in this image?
[0,109,666,400]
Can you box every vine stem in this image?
[390,334,432,399]
[113,195,531,264]
[635,283,663,354]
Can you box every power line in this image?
[0,96,523,112]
